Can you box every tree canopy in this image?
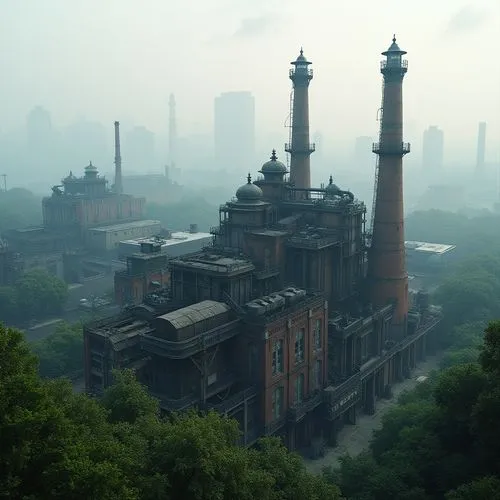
[31,321,83,378]
[0,322,341,499]
[0,268,68,324]
[328,320,500,499]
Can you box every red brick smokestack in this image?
[286,49,315,190]
[368,36,410,338]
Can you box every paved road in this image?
[305,354,442,474]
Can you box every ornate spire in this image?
[329,174,333,185]
[300,47,303,56]
[392,34,396,43]
[247,173,252,184]
[271,149,277,161]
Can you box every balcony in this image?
[284,143,316,154]
[140,319,241,359]
[206,386,258,415]
[380,59,408,70]
[254,266,280,280]
[372,142,411,155]
[289,68,313,78]
[287,391,323,423]
[324,373,362,420]
[151,392,198,412]
[286,234,340,250]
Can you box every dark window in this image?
[294,373,305,404]
[295,329,305,364]
[272,386,284,420]
[272,339,284,375]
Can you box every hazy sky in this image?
[1,0,499,163]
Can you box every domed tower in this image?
[235,174,265,204]
[216,174,271,249]
[285,49,315,191]
[254,150,288,201]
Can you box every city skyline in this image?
[0,0,498,166]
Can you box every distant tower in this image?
[368,36,410,339]
[114,121,123,195]
[285,49,315,190]
[422,126,444,171]
[476,122,486,173]
[169,93,177,169]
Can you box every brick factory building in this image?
[84,38,441,454]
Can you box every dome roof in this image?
[260,150,287,174]
[383,35,406,55]
[325,175,340,196]
[292,48,311,65]
[236,174,263,202]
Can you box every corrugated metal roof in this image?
[156,300,230,330]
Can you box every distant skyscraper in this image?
[354,136,373,168]
[476,122,486,173]
[214,92,255,175]
[169,94,177,169]
[422,126,444,171]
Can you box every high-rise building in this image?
[476,122,486,173]
[422,126,444,171]
[214,92,255,176]
[169,94,177,169]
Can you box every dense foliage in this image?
[31,321,83,378]
[326,251,500,499]
[0,324,340,499]
[405,209,500,262]
[0,268,68,324]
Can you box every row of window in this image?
[271,359,323,420]
[271,319,322,376]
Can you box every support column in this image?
[395,352,404,382]
[364,376,376,415]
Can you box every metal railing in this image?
[284,142,316,154]
[287,391,323,423]
[289,68,313,78]
[254,266,280,279]
[206,386,258,414]
[286,234,340,250]
[139,319,241,359]
[380,59,408,70]
[372,142,411,155]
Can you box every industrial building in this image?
[4,122,156,282]
[118,230,212,260]
[84,38,441,454]
[87,220,162,252]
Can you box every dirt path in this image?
[305,354,442,474]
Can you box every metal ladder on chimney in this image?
[368,84,385,244]
[284,90,294,170]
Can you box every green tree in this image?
[445,476,500,500]
[15,268,68,319]
[31,321,84,378]
[101,369,159,424]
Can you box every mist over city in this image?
[1,1,500,499]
